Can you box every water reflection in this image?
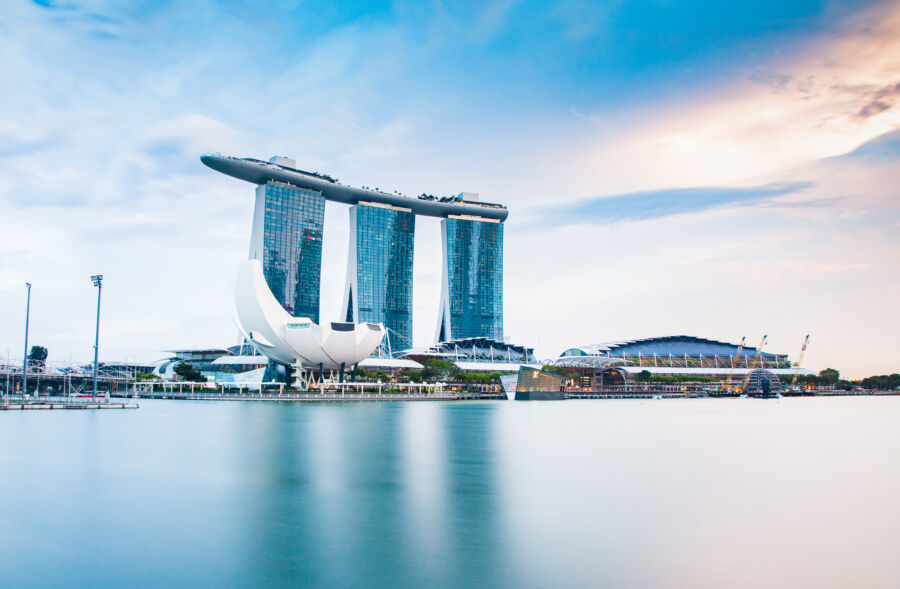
[439,403,509,587]
[2,398,900,588]
[232,402,507,588]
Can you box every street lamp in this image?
[23,283,31,398]
[91,275,103,401]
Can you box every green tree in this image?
[818,368,840,385]
[860,373,900,390]
[27,345,48,370]
[637,370,652,383]
[174,362,204,382]
[836,379,855,391]
[422,358,454,382]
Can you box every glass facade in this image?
[260,181,325,321]
[346,204,415,354]
[440,217,503,341]
[516,367,564,393]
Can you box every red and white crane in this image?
[790,334,811,389]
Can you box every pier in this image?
[567,391,705,399]
[1,400,138,410]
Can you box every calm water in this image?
[2,397,899,588]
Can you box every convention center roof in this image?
[560,335,782,359]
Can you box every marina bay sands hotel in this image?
[201,155,506,354]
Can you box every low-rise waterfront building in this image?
[404,337,540,374]
[155,346,268,384]
[550,335,814,388]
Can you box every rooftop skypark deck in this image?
[201,154,509,222]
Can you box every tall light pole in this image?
[91,275,103,401]
[23,282,31,398]
[4,348,9,403]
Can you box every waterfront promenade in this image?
[5,368,894,405]
[118,389,502,402]
[114,386,896,403]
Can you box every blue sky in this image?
[1,0,898,377]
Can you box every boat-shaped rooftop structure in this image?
[200,154,508,222]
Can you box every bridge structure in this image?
[0,358,138,401]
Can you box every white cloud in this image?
[569,2,900,194]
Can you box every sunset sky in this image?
[1,0,898,377]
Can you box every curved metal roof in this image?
[549,356,628,369]
[560,335,782,359]
[201,154,508,222]
[407,337,537,363]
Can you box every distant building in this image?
[405,337,538,374]
[155,346,268,384]
[550,335,812,387]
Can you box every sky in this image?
[0,0,898,378]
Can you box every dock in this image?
[2,401,138,410]
[566,391,705,399]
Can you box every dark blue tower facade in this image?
[343,203,415,354]
[249,181,325,322]
[437,217,503,342]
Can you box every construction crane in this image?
[790,334,811,389]
[739,334,768,393]
[725,336,746,390]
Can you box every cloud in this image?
[0,121,58,157]
[140,113,244,171]
[568,2,900,195]
[856,82,900,119]
[529,181,812,227]
[832,127,900,163]
[27,0,127,41]
[551,0,618,41]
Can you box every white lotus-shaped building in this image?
[234,259,385,381]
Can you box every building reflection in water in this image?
[232,402,509,588]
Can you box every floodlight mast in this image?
[23,283,32,398]
[91,275,103,401]
[4,348,9,403]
